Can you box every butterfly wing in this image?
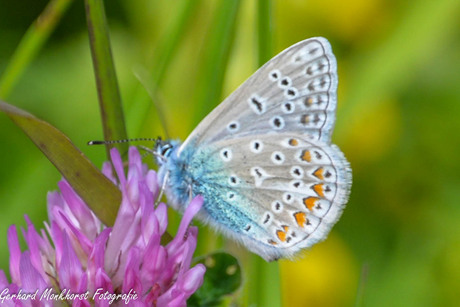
[179,133,351,261]
[179,37,338,155]
[166,37,350,260]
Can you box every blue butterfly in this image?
[155,37,351,261]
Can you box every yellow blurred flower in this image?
[280,235,358,307]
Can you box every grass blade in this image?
[84,0,128,156]
[257,0,274,66]
[128,0,201,137]
[248,2,281,306]
[192,0,241,125]
[0,0,73,99]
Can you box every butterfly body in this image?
[155,37,352,261]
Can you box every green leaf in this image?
[188,252,242,307]
[0,101,121,226]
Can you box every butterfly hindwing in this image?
[178,133,351,260]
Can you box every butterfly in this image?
[154,37,352,261]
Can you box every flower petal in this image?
[7,225,21,284]
[58,232,83,291]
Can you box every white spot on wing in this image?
[220,148,232,162]
[278,76,292,89]
[272,201,283,212]
[248,95,265,114]
[283,192,294,204]
[250,166,270,187]
[290,166,304,179]
[250,140,263,153]
[270,116,285,130]
[269,69,281,81]
[228,175,240,186]
[284,87,298,99]
[227,121,240,132]
[281,102,295,114]
[271,151,285,165]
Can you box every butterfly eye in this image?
[160,144,172,156]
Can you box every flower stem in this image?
[248,1,282,306]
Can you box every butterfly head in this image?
[153,138,177,166]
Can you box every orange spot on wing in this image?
[303,197,319,210]
[301,150,311,162]
[313,167,324,180]
[268,240,277,245]
[312,184,325,197]
[301,114,310,124]
[276,229,287,242]
[276,225,289,242]
[294,212,307,227]
[289,138,299,146]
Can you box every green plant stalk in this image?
[250,257,281,307]
[84,0,128,157]
[192,0,241,259]
[128,0,201,137]
[0,0,73,99]
[247,1,282,306]
[192,0,241,126]
[257,0,274,65]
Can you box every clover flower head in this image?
[0,147,205,306]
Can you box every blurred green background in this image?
[1,0,460,306]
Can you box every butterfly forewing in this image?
[179,37,338,154]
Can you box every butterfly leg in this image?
[188,184,193,203]
[155,171,169,206]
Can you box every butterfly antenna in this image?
[133,66,170,139]
[87,138,158,146]
[88,138,165,160]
